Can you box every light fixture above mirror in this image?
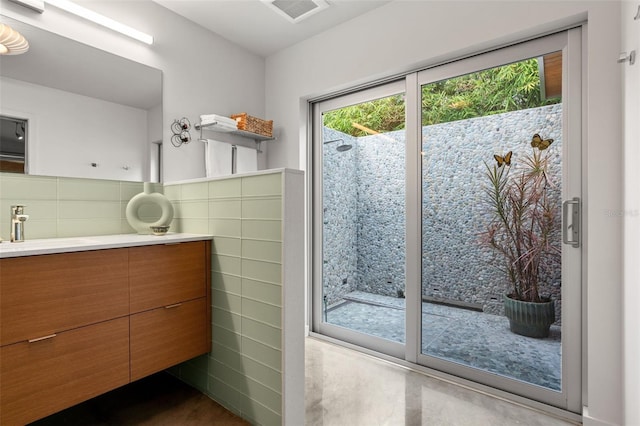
[8,0,153,45]
[0,23,29,55]
[45,0,154,45]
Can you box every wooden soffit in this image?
[540,51,562,100]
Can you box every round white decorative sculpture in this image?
[126,182,174,234]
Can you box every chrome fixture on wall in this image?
[618,50,636,66]
[10,205,29,242]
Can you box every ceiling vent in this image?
[262,0,329,23]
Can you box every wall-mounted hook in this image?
[618,50,636,65]
[634,4,640,20]
[170,117,192,147]
[171,117,191,133]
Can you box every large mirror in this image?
[0,16,162,182]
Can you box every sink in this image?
[0,233,212,258]
[0,237,96,253]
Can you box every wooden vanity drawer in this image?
[130,297,209,381]
[0,249,129,346]
[129,241,207,313]
[0,317,130,426]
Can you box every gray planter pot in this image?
[503,294,555,338]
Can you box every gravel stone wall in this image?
[355,132,406,298]
[322,128,359,306]
[322,104,563,322]
[420,105,562,320]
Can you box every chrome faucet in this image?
[10,205,29,242]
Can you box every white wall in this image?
[1,77,149,181]
[265,1,623,425]
[1,0,628,423]
[0,0,266,183]
[622,1,640,425]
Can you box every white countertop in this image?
[0,233,213,258]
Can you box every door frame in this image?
[410,28,582,413]
[310,27,583,415]
[311,79,407,359]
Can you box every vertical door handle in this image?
[563,197,581,248]
[231,145,237,174]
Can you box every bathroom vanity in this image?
[0,234,212,426]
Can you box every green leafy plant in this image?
[323,59,560,136]
[323,94,406,137]
[480,146,561,302]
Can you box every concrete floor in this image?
[29,338,576,425]
[305,337,578,426]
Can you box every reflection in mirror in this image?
[0,16,162,182]
[0,115,27,174]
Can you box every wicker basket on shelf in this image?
[231,113,273,138]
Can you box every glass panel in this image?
[420,55,563,391]
[322,93,406,343]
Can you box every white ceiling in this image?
[0,1,390,110]
[152,0,391,57]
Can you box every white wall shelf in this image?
[194,121,274,153]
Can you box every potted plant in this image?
[480,135,561,338]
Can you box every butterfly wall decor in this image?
[494,151,512,167]
[531,133,554,150]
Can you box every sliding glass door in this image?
[413,29,582,411]
[313,81,407,358]
[312,28,582,413]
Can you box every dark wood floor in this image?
[29,372,249,426]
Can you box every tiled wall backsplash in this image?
[0,170,302,426]
[0,173,164,241]
[166,171,286,425]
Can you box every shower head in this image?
[323,138,353,152]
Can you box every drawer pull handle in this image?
[165,303,182,309]
[28,334,57,343]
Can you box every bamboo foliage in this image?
[323,59,560,137]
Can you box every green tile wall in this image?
[169,172,286,426]
[0,173,164,240]
[0,170,300,425]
